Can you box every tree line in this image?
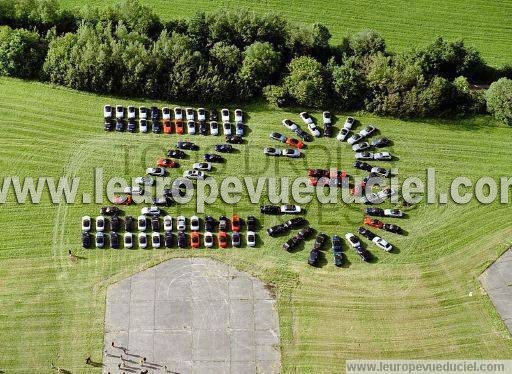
[0,0,511,124]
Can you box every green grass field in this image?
[56,0,512,67]
[0,76,512,373]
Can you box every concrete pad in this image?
[103,258,280,373]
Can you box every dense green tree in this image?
[284,56,329,107]
[348,29,386,57]
[330,56,367,110]
[486,78,512,125]
[0,26,45,78]
[239,42,281,96]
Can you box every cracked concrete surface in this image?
[103,258,281,373]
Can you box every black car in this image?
[332,235,342,253]
[294,128,312,142]
[151,217,160,231]
[100,206,120,215]
[209,109,218,121]
[177,141,198,151]
[204,153,223,163]
[199,121,208,135]
[127,118,136,133]
[358,226,376,240]
[152,119,160,133]
[365,207,384,216]
[308,249,319,266]
[283,237,300,252]
[285,217,307,229]
[356,247,372,262]
[247,215,257,231]
[150,106,159,121]
[177,232,187,248]
[215,144,234,153]
[205,216,217,232]
[164,231,173,248]
[152,197,171,206]
[167,149,186,158]
[354,160,373,172]
[313,233,327,251]
[323,124,333,137]
[260,205,281,215]
[104,119,113,131]
[219,216,228,231]
[82,232,90,248]
[371,137,391,148]
[333,251,344,267]
[110,215,120,231]
[115,119,124,132]
[111,232,120,249]
[226,135,243,144]
[383,223,402,234]
[266,224,288,237]
[296,226,314,240]
[124,216,134,231]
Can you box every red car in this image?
[163,120,173,134]
[307,168,329,177]
[218,231,228,248]
[113,195,132,205]
[175,120,184,135]
[190,231,200,248]
[286,138,304,149]
[364,216,383,229]
[231,214,241,232]
[157,158,179,168]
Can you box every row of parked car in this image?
[104,105,243,122]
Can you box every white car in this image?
[183,170,205,180]
[307,123,321,137]
[343,116,355,130]
[362,192,381,204]
[174,107,183,120]
[204,232,214,248]
[152,232,161,248]
[187,120,196,135]
[223,122,232,135]
[355,152,374,160]
[137,215,147,231]
[352,142,371,152]
[371,167,389,177]
[146,167,165,176]
[96,216,105,232]
[247,231,256,247]
[138,232,148,249]
[104,105,113,118]
[322,111,332,124]
[177,215,186,231]
[139,119,148,133]
[282,119,298,131]
[115,105,124,119]
[372,236,393,252]
[347,134,362,145]
[193,162,212,171]
[124,232,133,249]
[299,112,313,125]
[282,149,301,158]
[337,128,350,142]
[141,206,160,216]
[135,176,154,185]
[123,186,143,195]
[345,233,361,249]
[190,215,200,231]
[359,125,376,138]
[127,106,136,119]
[280,204,301,214]
[82,216,91,231]
[210,121,219,135]
[139,107,148,120]
[162,107,171,120]
[221,108,230,122]
[374,152,392,161]
[197,108,206,121]
[163,215,173,231]
[185,107,195,121]
[377,188,397,200]
[234,109,243,122]
[384,209,403,218]
[264,147,281,156]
